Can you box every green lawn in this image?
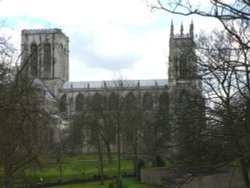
[48,178,152,188]
[23,155,133,184]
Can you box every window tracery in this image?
[44,43,51,74]
[30,43,38,76]
[75,93,84,112]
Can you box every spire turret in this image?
[180,22,184,36]
[190,20,194,38]
[170,20,174,38]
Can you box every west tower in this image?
[168,22,204,157]
[21,28,69,96]
[168,21,198,86]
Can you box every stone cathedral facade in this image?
[21,22,203,154]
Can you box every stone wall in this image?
[141,167,246,188]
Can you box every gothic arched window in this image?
[92,93,104,112]
[174,56,178,76]
[143,92,153,111]
[159,92,169,114]
[90,121,98,144]
[89,93,103,143]
[179,90,189,112]
[109,92,119,111]
[124,93,137,143]
[125,93,136,110]
[93,93,103,103]
[30,43,38,76]
[75,93,84,112]
[180,54,188,78]
[59,94,67,112]
[44,42,51,74]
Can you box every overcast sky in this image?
[0,0,220,81]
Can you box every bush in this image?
[155,155,165,167]
[107,180,115,188]
[116,176,127,188]
[107,177,127,188]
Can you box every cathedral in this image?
[21,22,204,155]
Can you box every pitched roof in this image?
[33,78,56,101]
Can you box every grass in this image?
[22,155,133,184]
[48,178,152,188]
[0,154,145,187]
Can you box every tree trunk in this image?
[133,129,139,179]
[240,159,250,188]
[117,122,121,176]
[58,162,63,184]
[104,140,113,164]
[57,150,64,184]
[97,139,104,185]
[4,165,14,188]
[235,138,250,188]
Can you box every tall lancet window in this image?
[44,43,51,74]
[75,93,84,112]
[179,90,189,113]
[180,54,188,78]
[59,94,67,113]
[143,92,153,112]
[124,93,136,110]
[30,43,38,76]
[159,92,169,114]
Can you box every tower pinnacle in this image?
[170,20,174,38]
[180,22,184,36]
[190,20,194,38]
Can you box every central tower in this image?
[21,28,69,96]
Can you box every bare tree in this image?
[85,92,107,185]
[72,78,145,179]
[73,89,116,184]
[196,29,250,187]
[0,32,53,187]
[148,1,250,187]
[151,0,250,42]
